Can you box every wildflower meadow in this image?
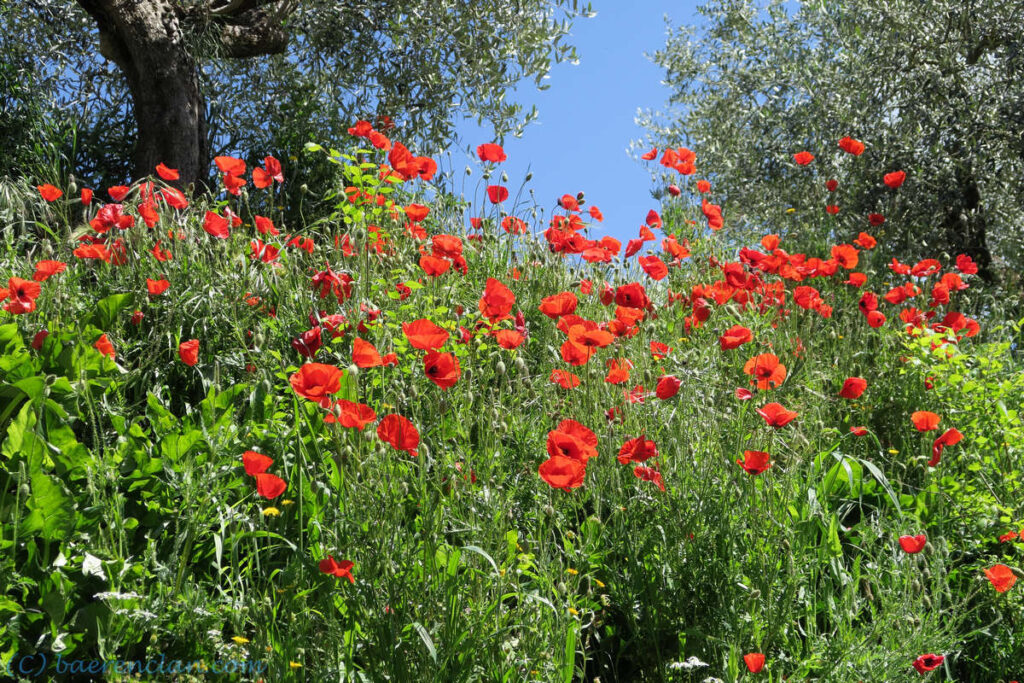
[1,123,1023,682]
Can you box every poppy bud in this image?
[501,171,508,183]
[542,504,554,516]
[419,444,430,459]
[496,360,506,375]
[68,177,77,194]
[514,357,527,373]
[750,589,761,600]
[300,183,309,194]
[42,239,53,257]
[556,582,567,594]
[525,172,532,182]
[465,166,472,176]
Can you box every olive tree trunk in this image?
[77,0,208,187]
[76,0,290,188]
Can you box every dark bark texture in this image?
[76,0,292,188]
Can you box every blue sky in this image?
[449,1,702,245]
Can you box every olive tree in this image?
[642,0,1024,284]
[2,0,592,187]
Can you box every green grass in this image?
[0,138,1022,682]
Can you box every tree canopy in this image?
[1,0,592,188]
[642,0,1024,287]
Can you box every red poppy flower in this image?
[202,211,230,239]
[883,170,906,189]
[479,278,516,323]
[633,465,665,491]
[539,292,578,319]
[912,654,944,675]
[955,254,978,275]
[546,431,592,464]
[898,534,927,554]
[215,155,246,176]
[617,436,658,464]
[486,185,509,204]
[641,147,657,161]
[866,311,886,328]
[702,199,724,230]
[254,472,286,499]
[377,414,419,457]
[929,427,963,467]
[402,319,449,350]
[155,163,179,181]
[837,136,865,155]
[30,329,48,350]
[145,278,169,297]
[37,184,63,202]
[424,351,460,389]
[560,339,596,366]
[352,338,386,368]
[639,255,668,280]
[735,388,752,400]
[793,151,814,165]
[737,450,772,475]
[566,323,614,350]
[252,156,284,188]
[839,377,867,399]
[1,277,42,314]
[178,339,199,366]
[326,399,377,429]
[655,375,681,400]
[850,426,868,436]
[106,185,129,202]
[720,325,753,350]
[477,143,507,163]
[80,188,93,205]
[494,329,525,349]
[846,272,867,288]
[615,282,650,309]
[825,179,838,192]
[291,327,323,358]
[94,333,115,359]
[743,353,787,390]
[855,232,877,249]
[550,369,580,389]
[743,653,766,673]
[650,341,672,359]
[868,213,886,226]
[554,419,598,453]
[985,564,1016,593]
[289,363,344,405]
[538,456,586,490]
[318,555,355,583]
[604,358,632,385]
[242,450,274,476]
[757,402,797,428]
[911,411,941,432]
